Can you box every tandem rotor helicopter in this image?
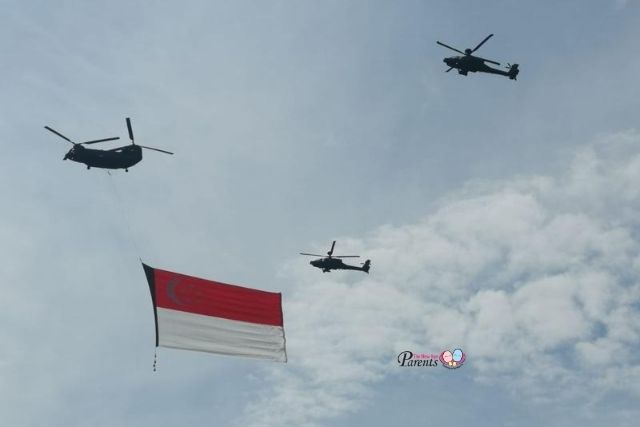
[44,118,173,171]
[300,240,371,274]
[437,34,519,80]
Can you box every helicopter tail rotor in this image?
[507,63,520,80]
[361,260,371,274]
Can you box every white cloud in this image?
[241,131,640,425]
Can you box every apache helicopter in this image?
[44,117,173,171]
[437,34,519,80]
[300,240,371,274]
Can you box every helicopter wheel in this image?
[125,169,128,172]
[86,166,91,170]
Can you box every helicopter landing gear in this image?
[125,168,128,172]
[87,165,91,170]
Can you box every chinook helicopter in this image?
[437,34,519,80]
[44,117,173,171]
[300,240,371,273]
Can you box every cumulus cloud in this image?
[241,131,640,426]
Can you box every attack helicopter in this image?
[300,240,371,274]
[44,117,173,171]
[437,34,519,80]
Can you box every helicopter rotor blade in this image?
[300,253,324,257]
[328,240,336,257]
[470,33,493,53]
[445,67,453,72]
[333,255,360,258]
[126,117,134,143]
[80,137,121,145]
[476,56,501,66]
[139,145,174,155]
[436,41,465,55]
[44,126,75,144]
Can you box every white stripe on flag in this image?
[157,307,287,362]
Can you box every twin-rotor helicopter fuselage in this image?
[63,143,144,170]
[45,117,173,172]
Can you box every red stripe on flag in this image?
[153,268,283,327]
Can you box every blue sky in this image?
[1,1,640,426]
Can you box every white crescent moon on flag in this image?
[166,278,185,305]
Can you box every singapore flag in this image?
[142,263,287,362]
